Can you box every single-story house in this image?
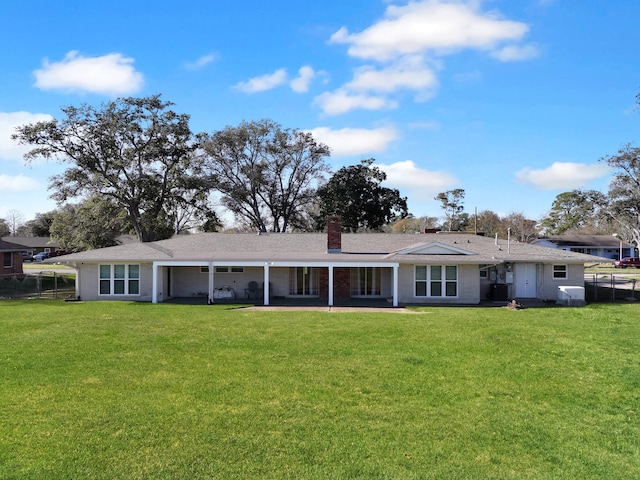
[1,236,61,257]
[533,235,636,260]
[50,217,610,306]
[0,239,28,276]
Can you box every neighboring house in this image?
[50,217,610,306]
[0,239,28,276]
[1,236,61,257]
[533,235,636,260]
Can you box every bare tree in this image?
[501,212,540,243]
[599,144,640,247]
[5,209,24,236]
[198,119,331,232]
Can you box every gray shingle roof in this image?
[535,235,634,248]
[52,232,611,265]
[0,239,29,251]
[1,236,59,249]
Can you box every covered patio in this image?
[152,260,400,307]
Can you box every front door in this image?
[514,263,537,298]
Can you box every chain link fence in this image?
[585,273,639,302]
[0,271,76,300]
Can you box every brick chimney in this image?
[327,216,342,253]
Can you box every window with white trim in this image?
[415,265,457,297]
[552,264,568,279]
[3,252,12,268]
[99,264,140,295]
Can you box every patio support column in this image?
[392,265,399,307]
[328,265,334,306]
[152,262,158,304]
[208,262,214,304]
[75,265,81,300]
[263,264,270,306]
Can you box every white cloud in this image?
[330,1,530,61]
[491,43,539,61]
[185,53,219,70]
[34,51,143,95]
[378,160,458,200]
[314,89,398,116]
[0,174,41,192]
[234,68,288,93]
[290,66,316,93]
[308,126,398,156]
[346,56,438,95]
[320,1,537,115]
[0,111,54,161]
[515,162,610,190]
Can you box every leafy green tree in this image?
[22,210,57,237]
[435,189,465,231]
[540,190,607,235]
[13,95,205,242]
[165,186,221,234]
[199,119,331,232]
[315,158,409,232]
[50,197,132,251]
[391,215,439,233]
[0,218,10,237]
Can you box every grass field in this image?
[1,301,640,479]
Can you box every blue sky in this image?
[2,0,640,227]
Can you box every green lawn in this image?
[1,301,639,479]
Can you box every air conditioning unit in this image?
[557,286,585,306]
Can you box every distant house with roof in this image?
[533,235,636,260]
[0,239,28,276]
[49,217,611,307]
[1,236,61,257]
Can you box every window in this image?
[415,265,457,297]
[3,252,12,268]
[289,267,319,295]
[553,264,568,279]
[99,264,140,295]
[479,264,488,279]
[351,267,381,296]
[214,266,244,273]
